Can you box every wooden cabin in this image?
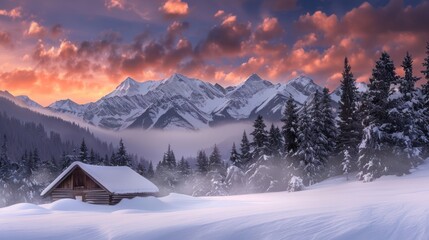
[41,161,159,205]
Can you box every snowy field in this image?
[2,161,429,240]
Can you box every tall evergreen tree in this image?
[79,139,88,163]
[320,87,337,154]
[358,52,398,181]
[89,149,96,164]
[32,148,40,172]
[229,142,240,167]
[388,52,423,168]
[162,145,177,170]
[196,150,209,174]
[116,139,131,166]
[251,115,268,158]
[308,91,329,169]
[281,97,299,155]
[0,135,9,170]
[147,161,155,179]
[240,131,251,167]
[296,103,321,185]
[267,124,282,157]
[420,42,429,155]
[136,162,146,176]
[209,145,222,172]
[337,57,361,161]
[178,157,191,177]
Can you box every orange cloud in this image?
[254,17,283,41]
[26,21,45,37]
[105,0,125,9]
[293,33,317,49]
[159,0,189,18]
[214,10,224,18]
[0,7,21,19]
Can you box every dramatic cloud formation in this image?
[26,21,45,37]
[0,0,427,105]
[159,0,189,18]
[0,7,21,18]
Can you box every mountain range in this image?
[4,73,368,131]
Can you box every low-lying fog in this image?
[93,123,255,162]
[27,106,267,162]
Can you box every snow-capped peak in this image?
[285,75,322,97]
[245,73,263,83]
[287,75,315,87]
[104,77,160,99]
[16,95,42,108]
[48,99,78,108]
[47,99,87,115]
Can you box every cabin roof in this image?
[41,161,159,196]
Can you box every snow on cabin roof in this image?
[41,161,159,196]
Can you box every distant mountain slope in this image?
[16,95,43,108]
[0,95,113,161]
[45,73,350,131]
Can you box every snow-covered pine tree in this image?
[192,150,211,196]
[209,144,223,172]
[0,135,9,178]
[31,148,40,172]
[0,135,8,169]
[229,142,241,167]
[321,87,337,154]
[250,115,268,159]
[115,139,131,167]
[146,161,155,179]
[0,135,12,206]
[240,131,252,167]
[225,165,245,194]
[175,157,192,194]
[162,145,177,170]
[206,145,227,195]
[267,124,283,158]
[295,103,321,185]
[337,57,362,171]
[342,150,351,181]
[155,145,179,194]
[89,149,96,164]
[358,52,398,182]
[420,42,429,156]
[394,52,423,166]
[246,154,275,192]
[178,157,191,177]
[33,157,59,191]
[206,170,228,196]
[308,91,328,179]
[196,150,209,174]
[281,96,299,155]
[287,175,304,192]
[79,139,88,163]
[136,162,146,176]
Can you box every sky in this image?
[0,0,427,106]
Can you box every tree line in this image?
[1,43,429,204]
[141,43,429,196]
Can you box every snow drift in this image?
[1,160,429,239]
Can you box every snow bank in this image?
[2,161,429,239]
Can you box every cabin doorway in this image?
[75,195,83,201]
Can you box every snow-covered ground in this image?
[2,161,429,240]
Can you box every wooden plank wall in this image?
[110,193,156,205]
